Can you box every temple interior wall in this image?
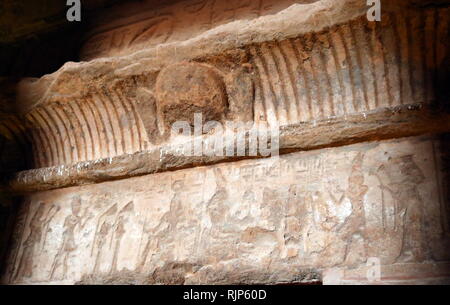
[0,0,449,285]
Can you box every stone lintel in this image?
[4,103,449,193]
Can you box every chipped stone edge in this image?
[3,103,450,193]
[15,0,372,112]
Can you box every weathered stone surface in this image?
[155,62,228,127]
[2,136,449,284]
[2,104,450,193]
[1,0,449,286]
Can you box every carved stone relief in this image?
[3,136,449,284]
[1,4,447,170]
[0,0,449,286]
[80,0,321,60]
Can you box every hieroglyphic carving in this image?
[4,136,450,284]
[11,202,59,281]
[340,153,368,266]
[373,155,427,262]
[91,203,118,274]
[50,197,90,280]
[41,204,61,251]
[109,201,135,274]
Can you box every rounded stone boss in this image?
[155,62,228,127]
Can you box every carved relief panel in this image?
[3,136,449,284]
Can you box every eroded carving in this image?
[155,62,228,126]
[80,0,322,60]
[50,197,90,280]
[374,155,427,263]
[4,5,448,170]
[4,137,448,284]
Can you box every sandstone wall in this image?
[0,0,449,284]
[0,1,448,171]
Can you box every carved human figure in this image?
[235,189,255,221]
[299,190,340,257]
[205,168,232,232]
[299,153,368,265]
[261,187,289,257]
[343,153,369,230]
[135,61,254,145]
[92,203,118,273]
[340,152,369,264]
[284,185,302,243]
[200,168,236,260]
[6,202,30,283]
[50,197,90,280]
[138,180,185,269]
[137,219,158,272]
[374,155,426,262]
[261,187,284,230]
[109,201,134,274]
[8,202,59,282]
[41,204,61,251]
[13,202,46,280]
